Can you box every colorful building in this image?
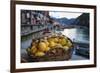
[21,10,62,39]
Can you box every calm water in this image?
[61,28,89,43]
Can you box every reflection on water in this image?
[61,28,77,41]
[61,28,89,43]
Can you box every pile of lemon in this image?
[26,35,72,57]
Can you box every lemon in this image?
[45,47,50,52]
[35,51,45,57]
[44,40,49,47]
[67,40,72,47]
[55,44,62,48]
[38,42,47,52]
[49,41,56,48]
[31,46,37,54]
[54,37,59,43]
[59,38,67,46]
[48,37,55,42]
[63,46,70,51]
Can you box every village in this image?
[21,10,63,39]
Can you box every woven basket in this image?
[27,47,73,62]
[23,34,74,62]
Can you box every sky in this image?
[49,11,82,19]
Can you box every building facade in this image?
[21,10,62,39]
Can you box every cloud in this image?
[49,11,82,19]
